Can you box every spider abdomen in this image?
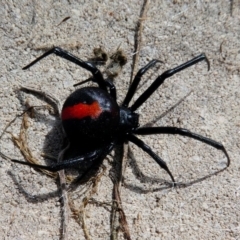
[61,87,120,150]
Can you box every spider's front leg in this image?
[122,59,162,107]
[23,47,109,91]
[131,54,210,111]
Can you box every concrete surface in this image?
[0,0,239,239]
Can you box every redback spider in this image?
[8,47,230,185]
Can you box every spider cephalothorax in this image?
[10,47,230,184]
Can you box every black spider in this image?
[8,47,230,185]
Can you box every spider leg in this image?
[134,127,230,167]
[23,47,108,91]
[5,151,100,172]
[2,144,114,172]
[127,134,176,184]
[130,54,210,111]
[122,59,162,107]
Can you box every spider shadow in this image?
[123,146,229,194]
[7,89,62,201]
[10,88,107,201]
[108,143,172,196]
[7,169,59,203]
[16,87,64,165]
[123,146,173,194]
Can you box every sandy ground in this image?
[0,1,239,239]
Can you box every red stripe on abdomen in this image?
[62,101,102,120]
